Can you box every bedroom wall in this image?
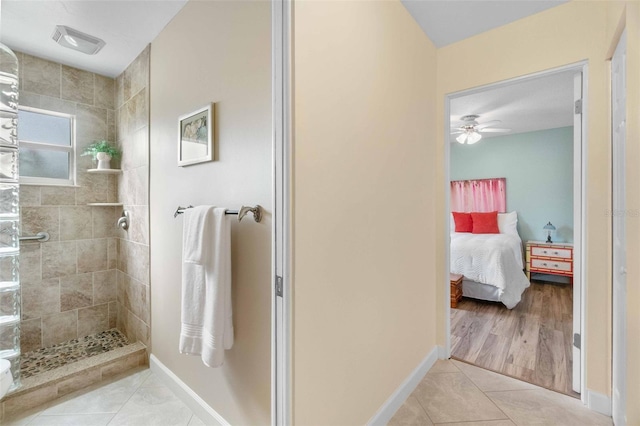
[436,0,632,408]
[292,0,438,424]
[450,126,574,243]
[149,1,272,424]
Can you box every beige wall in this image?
[149,1,272,424]
[115,47,151,348]
[435,1,639,412]
[17,52,119,352]
[292,1,437,424]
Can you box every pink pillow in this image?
[452,212,473,233]
[471,211,500,234]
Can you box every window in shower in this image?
[17,107,76,186]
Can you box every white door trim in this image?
[611,28,627,426]
[443,61,589,401]
[272,0,292,424]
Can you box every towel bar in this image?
[174,205,262,223]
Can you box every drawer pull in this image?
[554,264,559,267]
[554,251,559,255]
[543,250,548,254]
[543,263,548,266]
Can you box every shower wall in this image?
[114,47,150,348]
[16,52,120,353]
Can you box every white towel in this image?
[179,206,234,367]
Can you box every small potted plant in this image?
[81,140,121,170]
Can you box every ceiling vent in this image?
[51,25,105,55]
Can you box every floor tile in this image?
[41,368,150,415]
[487,389,613,425]
[452,359,539,392]
[2,405,44,426]
[428,359,460,374]
[387,395,433,426]
[27,413,114,425]
[412,372,508,423]
[187,414,208,426]
[107,385,194,426]
[439,421,516,426]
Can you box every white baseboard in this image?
[586,389,612,417]
[367,346,439,425]
[437,345,448,360]
[149,354,230,426]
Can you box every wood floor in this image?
[450,280,578,397]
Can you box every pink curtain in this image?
[450,178,506,212]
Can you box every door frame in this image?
[272,0,292,425]
[443,61,589,401]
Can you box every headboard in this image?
[450,178,506,212]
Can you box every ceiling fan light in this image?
[467,131,482,144]
[456,133,467,144]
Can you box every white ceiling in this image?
[1,0,187,78]
[450,70,576,138]
[401,0,568,48]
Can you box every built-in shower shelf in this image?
[87,169,122,174]
[87,203,124,207]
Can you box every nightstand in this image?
[450,273,463,308]
[525,241,573,283]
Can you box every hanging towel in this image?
[179,206,234,367]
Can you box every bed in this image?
[450,231,530,309]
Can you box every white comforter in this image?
[450,233,530,309]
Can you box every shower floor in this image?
[20,329,129,378]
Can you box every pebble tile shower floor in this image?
[20,329,129,378]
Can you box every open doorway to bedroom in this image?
[446,65,586,398]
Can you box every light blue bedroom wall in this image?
[450,126,574,243]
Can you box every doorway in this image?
[445,64,587,398]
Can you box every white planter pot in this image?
[96,152,112,170]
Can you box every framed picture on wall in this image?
[178,103,214,166]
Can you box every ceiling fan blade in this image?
[450,129,464,134]
[475,120,501,130]
[480,128,511,133]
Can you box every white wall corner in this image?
[586,389,612,417]
[366,347,438,426]
[149,355,230,426]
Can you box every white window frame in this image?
[18,106,76,186]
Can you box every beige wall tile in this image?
[39,95,77,116]
[42,310,77,346]
[76,105,108,150]
[21,278,60,320]
[76,172,109,205]
[78,303,109,337]
[21,54,60,98]
[21,206,60,242]
[126,205,148,245]
[20,318,42,353]
[130,46,149,98]
[123,274,149,324]
[94,269,117,305]
[60,206,92,240]
[77,239,108,273]
[19,243,41,282]
[116,302,130,341]
[41,186,75,206]
[42,241,77,279]
[93,206,117,238]
[61,65,94,105]
[118,240,149,284]
[19,91,42,109]
[129,311,150,347]
[108,301,117,329]
[95,75,115,109]
[20,186,41,206]
[107,238,118,269]
[100,353,144,380]
[115,74,124,110]
[108,175,118,204]
[127,89,148,134]
[60,273,93,311]
[121,127,148,171]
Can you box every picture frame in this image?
[178,103,214,167]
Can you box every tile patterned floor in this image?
[389,359,613,426]
[21,330,129,378]
[3,367,205,426]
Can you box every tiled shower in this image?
[0,47,150,416]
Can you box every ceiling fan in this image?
[450,114,511,144]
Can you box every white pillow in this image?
[497,211,518,235]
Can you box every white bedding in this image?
[450,233,530,309]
